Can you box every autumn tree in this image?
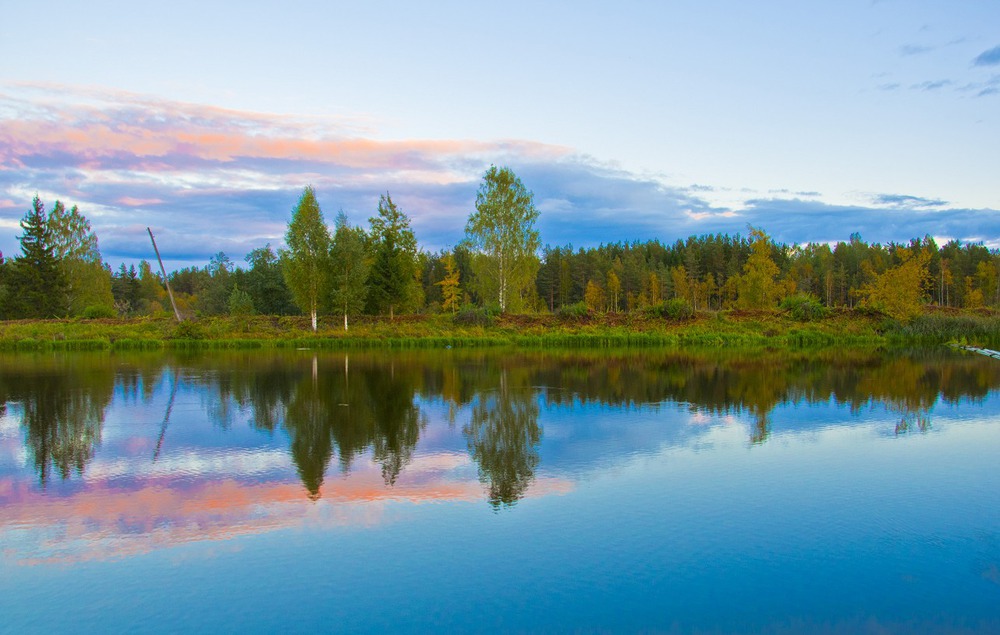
[606,269,621,312]
[858,247,930,321]
[464,165,540,313]
[367,193,419,319]
[736,227,782,309]
[584,279,604,312]
[329,212,370,330]
[437,252,462,314]
[281,186,331,331]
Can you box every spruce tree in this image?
[8,196,65,318]
[367,193,418,319]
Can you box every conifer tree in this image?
[367,193,418,319]
[437,252,462,314]
[7,196,65,318]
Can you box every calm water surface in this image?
[1,347,999,634]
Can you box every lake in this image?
[1,347,999,634]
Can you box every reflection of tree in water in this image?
[284,357,333,499]
[463,368,541,509]
[0,355,114,485]
[365,362,424,486]
[268,355,425,497]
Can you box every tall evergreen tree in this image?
[281,186,331,331]
[7,196,65,318]
[329,212,370,330]
[367,193,418,319]
[465,165,540,313]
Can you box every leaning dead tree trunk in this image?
[147,227,183,323]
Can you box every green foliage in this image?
[647,298,694,320]
[780,294,829,321]
[454,305,498,326]
[111,263,140,315]
[895,313,1000,344]
[556,302,589,319]
[281,186,331,331]
[198,252,235,316]
[81,305,116,319]
[329,212,370,330]
[6,196,66,318]
[171,320,207,340]
[228,284,255,317]
[244,244,295,315]
[47,201,113,316]
[366,193,419,318]
[465,165,540,313]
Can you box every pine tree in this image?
[367,193,418,319]
[7,196,65,318]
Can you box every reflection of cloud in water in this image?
[0,453,572,566]
[85,448,293,481]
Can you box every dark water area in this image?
[1,347,999,633]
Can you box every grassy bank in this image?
[3,306,999,352]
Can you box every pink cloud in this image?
[0,462,573,566]
[0,84,571,177]
[117,196,164,207]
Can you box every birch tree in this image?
[329,211,369,330]
[281,186,330,331]
[47,202,113,316]
[464,165,540,313]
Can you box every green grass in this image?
[1,307,997,352]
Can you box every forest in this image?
[1,165,998,327]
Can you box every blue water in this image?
[1,349,998,633]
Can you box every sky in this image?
[1,0,999,270]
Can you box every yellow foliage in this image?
[859,248,930,321]
[584,279,605,312]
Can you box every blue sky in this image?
[1,0,998,269]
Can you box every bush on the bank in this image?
[780,294,828,321]
[82,305,116,319]
[171,320,207,340]
[646,298,694,320]
[454,305,497,326]
[556,302,589,319]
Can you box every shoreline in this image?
[2,307,998,352]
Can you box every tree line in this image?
[2,166,999,324]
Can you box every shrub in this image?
[646,298,693,320]
[556,302,589,319]
[81,305,116,319]
[780,294,829,321]
[454,305,497,326]
[170,320,207,340]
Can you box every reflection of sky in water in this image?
[1,351,1000,633]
